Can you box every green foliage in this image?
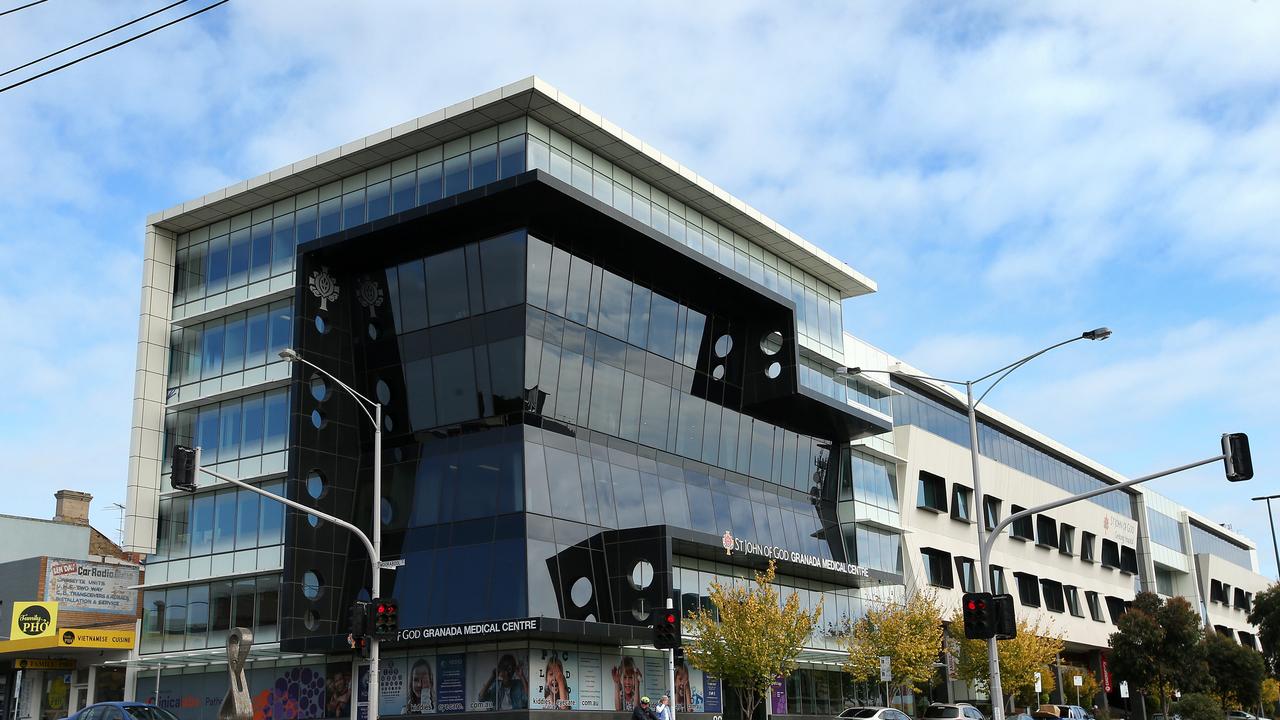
[950,614,1062,710]
[1247,583,1280,676]
[842,590,945,703]
[1060,665,1101,707]
[1202,631,1265,709]
[1173,693,1221,720]
[683,561,822,720]
[1107,593,1206,718]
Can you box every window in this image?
[951,484,973,522]
[990,565,1007,595]
[1059,524,1076,556]
[1065,586,1084,617]
[1041,579,1065,613]
[1210,580,1229,604]
[918,471,947,512]
[984,495,1002,531]
[1120,546,1139,575]
[1215,625,1233,638]
[954,556,977,592]
[1015,572,1041,607]
[1036,515,1059,549]
[1080,531,1096,562]
[921,547,954,588]
[1105,596,1129,622]
[1155,568,1175,596]
[1240,631,1257,649]
[1234,589,1252,611]
[1086,591,1104,621]
[1010,504,1033,541]
[1101,539,1121,569]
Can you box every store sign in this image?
[721,532,870,578]
[10,602,58,639]
[57,628,135,649]
[392,618,540,643]
[15,659,75,670]
[1102,515,1138,547]
[44,559,140,615]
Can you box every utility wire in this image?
[0,0,228,95]
[2,0,190,79]
[0,0,48,17]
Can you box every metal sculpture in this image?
[219,627,254,720]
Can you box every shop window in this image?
[1010,505,1033,541]
[918,471,947,513]
[951,484,973,522]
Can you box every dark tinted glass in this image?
[498,136,525,179]
[925,709,960,719]
[472,144,498,186]
[418,163,442,205]
[479,232,525,310]
[443,154,468,197]
[424,248,470,325]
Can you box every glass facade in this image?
[162,387,291,475]
[166,300,293,402]
[1147,508,1186,552]
[140,572,280,653]
[893,383,1135,517]
[1190,523,1253,570]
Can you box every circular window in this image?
[305,470,326,499]
[631,598,650,622]
[713,334,734,358]
[303,610,320,631]
[310,409,327,429]
[630,560,654,590]
[375,379,392,406]
[367,322,380,341]
[302,570,323,600]
[711,364,725,381]
[765,361,782,379]
[760,331,784,356]
[570,577,593,608]
[380,497,394,525]
[383,415,395,432]
[307,514,320,528]
[309,374,330,402]
[314,315,329,335]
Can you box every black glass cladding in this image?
[281,175,875,651]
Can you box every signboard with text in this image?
[44,559,140,615]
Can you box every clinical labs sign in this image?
[11,602,58,639]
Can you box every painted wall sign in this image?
[45,558,140,615]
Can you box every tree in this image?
[1260,678,1279,717]
[1174,693,1222,720]
[1059,665,1101,708]
[951,615,1063,710]
[1202,632,1265,710]
[842,591,945,705]
[1247,583,1280,675]
[1108,593,1205,719]
[683,561,823,720]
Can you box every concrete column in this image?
[87,665,97,705]
[1133,496,1158,594]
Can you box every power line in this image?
[0,0,228,95]
[1,0,190,79]
[0,0,48,17]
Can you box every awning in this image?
[100,643,329,671]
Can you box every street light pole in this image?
[280,349,383,720]
[1251,494,1280,577]
[841,327,1111,720]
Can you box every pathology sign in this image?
[44,558,140,615]
[10,602,58,639]
[721,532,870,578]
[391,618,540,643]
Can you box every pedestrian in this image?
[655,695,671,720]
[633,696,658,720]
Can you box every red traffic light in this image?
[665,613,676,624]
[377,603,387,613]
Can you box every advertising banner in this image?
[642,656,665,705]
[703,675,722,714]
[674,659,704,713]
[770,677,787,715]
[467,650,529,711]
[44,559,139,615]
[576,653,603,711]
[608,653,644,711]
[10,602,58,639]
[402,654,437,715]
[436,654,466,713]
[532,648,575,711]
[324,663,353,720]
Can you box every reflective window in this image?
[139,573,280,655]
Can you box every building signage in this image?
[393,618,540,643]
[721,532,870,578]
[1102,515,1138,547]
[44,559,140,615]
[10,602,58,639]
[1100,654,1113,693]
[14,659,75,670]
[57,628,135,649]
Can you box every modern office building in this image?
[123,78,1270,720]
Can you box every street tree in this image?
[1202,631,1264,710]
[1107,593,1205,719]
[683,561,823,720]
[842,591,945,705]
[1060,665,1101,708]
[951,615,1063,710]
[1246,583,1280,675]
[1260,678,1279,717]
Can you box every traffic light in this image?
[654,610,681,649]
[171,446,199,492]
[348,601,369,637]
[353,634,371,659]
[372,598,399,639]
[1223,433,1253,482]
[962,592,994,640]
[993,593,1017,639]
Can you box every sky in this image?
[0,1,1277,574]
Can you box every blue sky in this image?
[1,1,1277,574]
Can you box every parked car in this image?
[1008,711,1036,720]
[924,703,986,720]
[1058,705,1093,720]
[1227,712,1258,720]
[1151,713,1183,720]
[837,707,913,720]
[60,703,180,720]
